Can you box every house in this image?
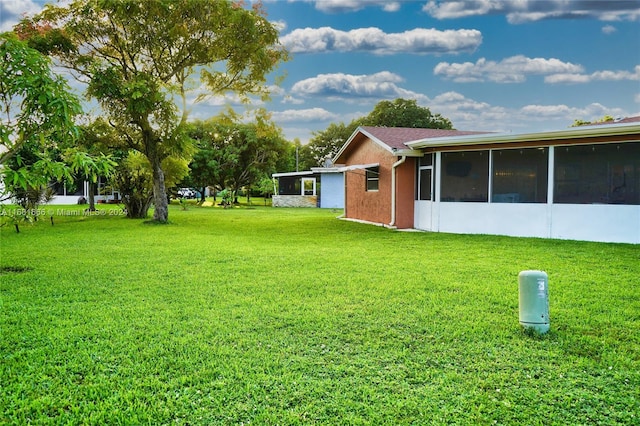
[333,118,640,244]
[272,165,344,208]
[46,176,120,205]
[333,126,491,228]
[0,175,120,205]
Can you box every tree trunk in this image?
[151,156,169,222]
[87,181,96,211]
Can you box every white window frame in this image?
[301,178,316,196]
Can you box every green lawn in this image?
[1,204,639,425]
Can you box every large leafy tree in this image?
[111,151,190,219]
[306,121,362,167]
[21,0,288,222]
[1,32,114,225]
[184,119,236,203]
[185,111,288,202]
[0,32,81,194]
[363,98,452,129]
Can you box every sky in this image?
[1,0,639,143]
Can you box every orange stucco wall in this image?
[342,138,416,228]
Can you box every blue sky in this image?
[2,0,639,143]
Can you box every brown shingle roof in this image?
[360,126,491,150]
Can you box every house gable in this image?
[334,126,491,163]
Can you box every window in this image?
[366,167,379,191]
[52,178,84,196]
[94,176,108,195]
[440,151,489,202]
[492,148,548,203]
[278,177,301,195]
[302,178,316,195]
[417,154,434,201]
[554,142,640,205]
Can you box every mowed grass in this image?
[1,204,639,425]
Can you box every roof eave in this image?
[392,148,423,157]
[407,122,640,149]
[309,167,344,173]
[272,171,315,178]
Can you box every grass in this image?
[1,204,639,425]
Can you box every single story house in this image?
[0,176,120,205]
[48,176,120,205]
[333,126,491,229]
[272,165,344,208]
[333,118,640,244]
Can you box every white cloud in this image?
[381,2,401,12]
[290,71,428,102]
[602,24,617,34]
[423,0,640,23]
[545,65,640,84]
[0,0,42,32]
[544,73,591,84]
[271,108,339,123]
[282,95,305,105]
[519,102,628,122]
[430,91,509,129]
[592,66,640,81]
[417,91,633,133]
[280,26,482,55]
[519,104,576,117]
[272,19,287,32]
[423,0,498,20]
[307,0,401,13]
[434,55,584,83]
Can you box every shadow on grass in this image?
[142,219,174,226]
[0,265,33,274]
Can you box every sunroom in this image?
[408,122,640,243]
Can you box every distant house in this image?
[272,165,344,208]
[0,175,120,205]
[46,176,120,205]
[333,118,640,244]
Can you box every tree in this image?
[0,32,81,195]
[184,119,238,202]
[22,0,288,223]
[257,175,275,205]
[227,111,289,202]
[74,119,120,211]
[1,32,114,229]
[111,151,190,219]
[306,121,363,167]
[571,115,615,127]
[362,98,453,129]
[184,112,288,204]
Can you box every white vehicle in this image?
[177,188,196,199]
